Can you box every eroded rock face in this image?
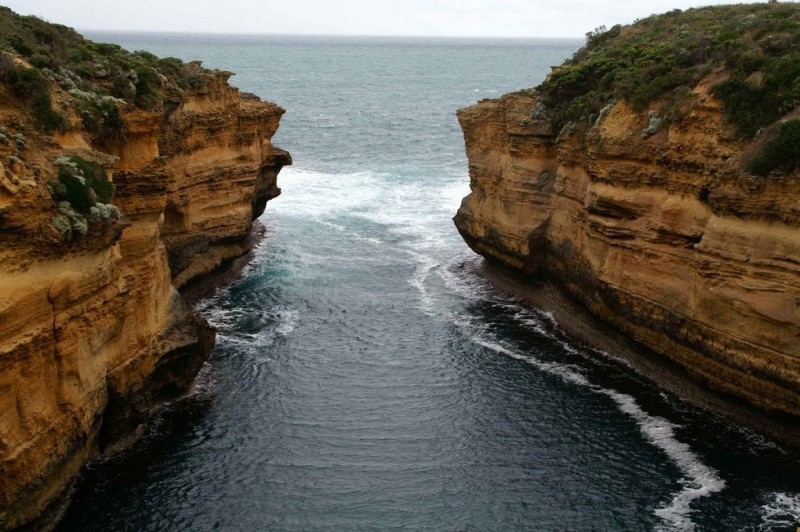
[455,89,800,417]
[0,72,288,529]
[155,73,291,288]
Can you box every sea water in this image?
[59,34,800,531]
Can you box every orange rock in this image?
[455,87,800,419]
[0,69,289,528]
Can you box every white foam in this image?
[760,493,800,530]
[471,337,517,357]
[436,258,496,303]
[407,252,440,316]
[613,390,725,531]
[468,330,725,531]
[202,305,247,331]
[199,294,299,352]
[319,220,347,232]
[360,236,384,246]
[188,361,218,398]
[271,167,387,219]
[318,219,384,246]
[445,272,642,373]
[436,261,604,381]
[507,307,555,339]
[438,180,471,211]
[275,167,469,255]
[275,309,300,336]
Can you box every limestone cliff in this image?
[455,5,800,419]
[0,10,289,530]
[156,73,290,288]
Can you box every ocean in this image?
[59,33,800,531]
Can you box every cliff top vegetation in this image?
[535,2,800,175]
[0,6,214,133]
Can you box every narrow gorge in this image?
[0,10,289,529]
[455,4,800,427]
[4,3,800,530]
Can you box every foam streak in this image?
[470,333,725,530]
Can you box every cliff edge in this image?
[0,8,289,529]
[455,4,800,420]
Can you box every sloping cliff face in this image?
[0,18,289,530]
[455,7,800,420]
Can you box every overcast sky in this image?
[3,0,774,38]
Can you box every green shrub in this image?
[52,156,114,212]
[31,91,67,132]
[133,50,158,63]
[90,173,114,204]
[58,171,94,212]
[95,42,122,56]
[747,120,800,176]
[0,52,14,76]
[66,44,92,63]
[111,71,136,100]
[180,72,205,90]
[711,54,800,137]
[3,65,48,100]
[28,51,52,69]
[134,66,161,109]
[48,180,66,197]
[154,56,204,89]
[2,66,67,132]
[4,33,32,56]
[73,156,114,203]
[99,103,125,143]
[80,99,126,143]
[156,56,183,78]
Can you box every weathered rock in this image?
[154,72,291,288]
[455,88,800,418]
[0,68,288,529]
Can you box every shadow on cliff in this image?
[181,222,269,306]
[54,385,216,531]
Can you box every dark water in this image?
[60,34,800,530]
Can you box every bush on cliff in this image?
[80,99,126,144]
[0,61,67,132]
[31,90,68,132]
[51,156,114,214]
[133,66,162,109]
[747,120,800,176]
[48,155,122,241]
[57,170,94,213]
[538,3,800,141]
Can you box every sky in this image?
[2,0,775,38]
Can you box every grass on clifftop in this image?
[0,5,209,131]
[538,2,800,155]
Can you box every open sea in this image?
[59,33,800,531]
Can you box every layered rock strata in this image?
[0,70,288,529]
[455,89,800,417]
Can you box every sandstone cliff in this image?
[0,10,289,529]
[455,5,800,420]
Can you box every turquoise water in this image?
[60,34,800,530]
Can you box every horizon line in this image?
[79,28,586,41]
